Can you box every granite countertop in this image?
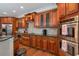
[27,33,58,37]
[14,33,58,38]
[0,35,13,42]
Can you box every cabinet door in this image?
[14,38,19,55]
[22,17,26,28]
[3,18,7,23]
[36,36,42,49]
[42,37,48,51]
[40,14,44,27]
[48,37,58,54]
[45,12,50,27]
[21,37,30,46]
[16,19,18,28]
[8,18,13,23]
[66,3,79,15]
[50,10,58,27]
[31,36,36,48]
[57,3,66,18]
[34,14,40,27]
[48,40,55,52]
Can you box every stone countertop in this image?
[14,33,58,39]
[0,35,13,42]
[25,33,58,38]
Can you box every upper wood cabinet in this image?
[34,14,40,27]
[34,10,58,28]
[12,18,18,35]
[57,3,66,18]
[66,3,79,15]
[21,17,26,28]
[50,10,58,27]
[1,17,13,24]
[24,12,36,21]
[57,3,79,19]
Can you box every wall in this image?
[27,21,58,36]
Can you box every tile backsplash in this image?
[27,22,58,36]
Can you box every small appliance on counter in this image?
[43,29,47,36]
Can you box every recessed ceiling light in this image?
[3,12,7,14]
[20,6,24,9]
[13,10,16,13]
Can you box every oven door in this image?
[67,41,78,56]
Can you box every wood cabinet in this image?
[0,17,18,35]
[35,10,58,28]
[42,36,48,51]
[50,10,58,27]
[19,17,26,28]
[30,36,36,48]
[14,38,19,55]
[57,3,66,18]
[66,3,79,15]
[20,37,30,46]
[34,14,40,27]
[12,18,18,35]
[24,12,36,21]
[57,3,79,19]
[36,36,42,49]
[48,37,58,54]
[18,35,59,55]
[1,17,13,24]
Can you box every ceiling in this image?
[0,3,57,18]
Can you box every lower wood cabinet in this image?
[42,37,48,51]
[14,38,19,55]
[48,37,58,55]
[21,37,30,46]
[15,35,59,55]
[48,39,56,53]
[30,36,36,48]
[36,36,42,49]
